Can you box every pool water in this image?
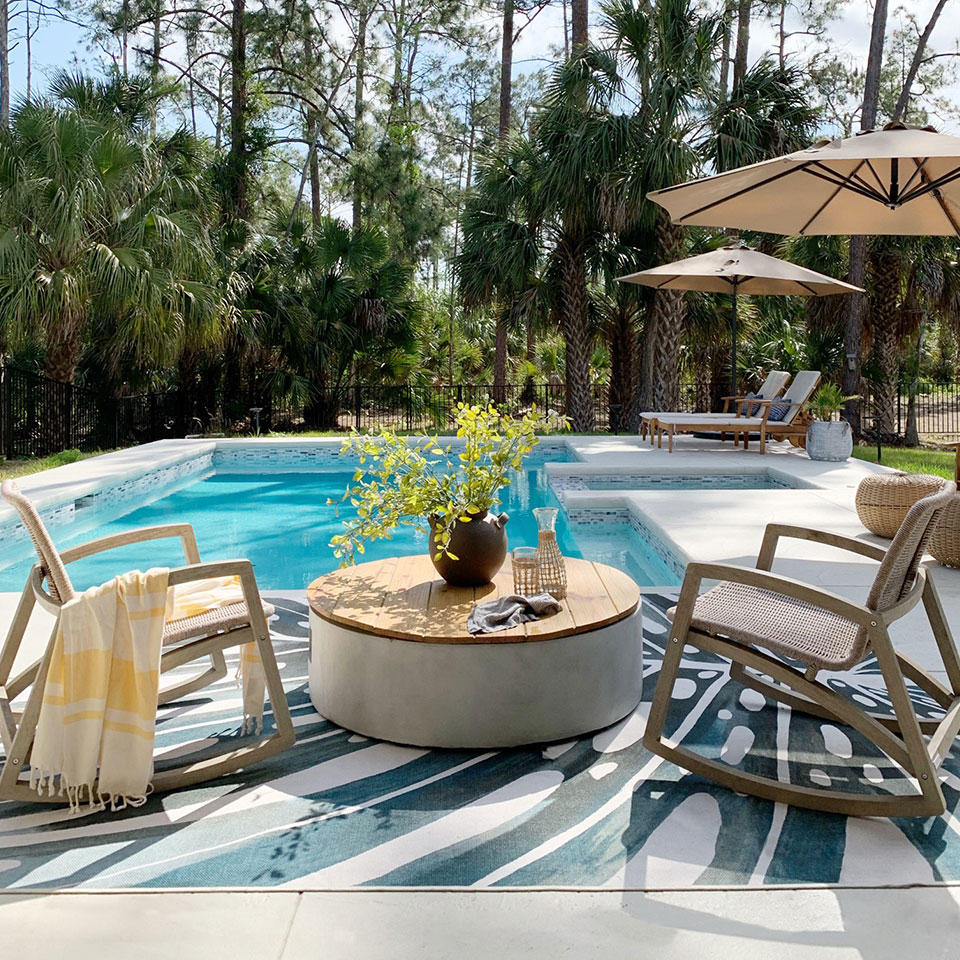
[0,468,681,591]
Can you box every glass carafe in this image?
[533,507,567,600]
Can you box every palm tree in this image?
[252,213,417,430]
[455,141,543,403]
[604,0,723,412]
[0,72,217,387]
[531,48,640,430]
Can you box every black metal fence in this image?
[265,383,598,434]
[0,364,184,460]
[858,380,960,440]
[6,359,960,462]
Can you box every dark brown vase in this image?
[428,510,509,586]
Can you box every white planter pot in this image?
[806,420,853,461]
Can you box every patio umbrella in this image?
[617,245,862,397]
[647,123,960,236]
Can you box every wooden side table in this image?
[306,555,643,748]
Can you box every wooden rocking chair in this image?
[645,483,960,817]
[0,479,295,803]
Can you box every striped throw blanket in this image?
[32,569,170,812]
[32,571,266,813]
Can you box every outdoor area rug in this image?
[1,593,960,890]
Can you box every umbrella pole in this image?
[731,287,738,401]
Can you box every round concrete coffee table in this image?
[307,554,643,748]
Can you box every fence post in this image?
[355,385,362,431]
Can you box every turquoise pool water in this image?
[0,467,682,591]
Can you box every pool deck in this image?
[2,434,960,957]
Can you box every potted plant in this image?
[804,384,858,461]
[330,403,562,586]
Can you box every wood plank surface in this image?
[308,555,640,644]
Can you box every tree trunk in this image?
[651,215,686,412]
[732,0,751,90]
[571,0,587,50]
[0,0,9,127]
[892,0,947,122]
[842,0,888,439]
[499,0,514,141]
[150,2,162,137]
[227,0,249,221]
[352,1,368,231]
[44,324,84,385]
[522,312,536,403]
[718,0,734,102]
[389,0,407,123]
[302,18,323,230]
[185,21,198,136]
[558,232,594,431]
[308,119,322,229]
[491,1,515,401]
[493,311,509,404]
[121,0,130,76]
[869,252,901,437]
[608,304,639,432]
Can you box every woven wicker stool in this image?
[855,472,945,538]
[930,494,960,568]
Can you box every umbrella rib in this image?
[653,275,680,288]
[900,165,960,207]
[795,280,823,296]
[670,163,803,222]
[802,163,887,204]
[797,160,871,234]
[913,159,960,235]
[897,156,928,197]
[862,159,891,198]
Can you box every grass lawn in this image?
[852,445,957,480]
[0,448,118,480]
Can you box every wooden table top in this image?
[307,554,641,644]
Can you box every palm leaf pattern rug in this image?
[1,594,958,890]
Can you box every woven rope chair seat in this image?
[669,581,865,671]
[164,599,275,646]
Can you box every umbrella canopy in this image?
[647,123,960,236]
[617,245,862,398]
[617,245,863,295]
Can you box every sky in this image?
[8,1,960,134]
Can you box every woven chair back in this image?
[867,481,957,615]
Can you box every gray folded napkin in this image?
[467,593,562,635]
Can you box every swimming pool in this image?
[0,464,682,591]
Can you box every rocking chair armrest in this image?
[59,524,201,566]
[167,559,256,589]
[675,561,877,631]
[757,523,888,570]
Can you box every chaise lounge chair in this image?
[0,480,295,803]
[639,369,792,442]
[645,483,960,817]
[652,370,821,454]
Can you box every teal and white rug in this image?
[1,594,959,891]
